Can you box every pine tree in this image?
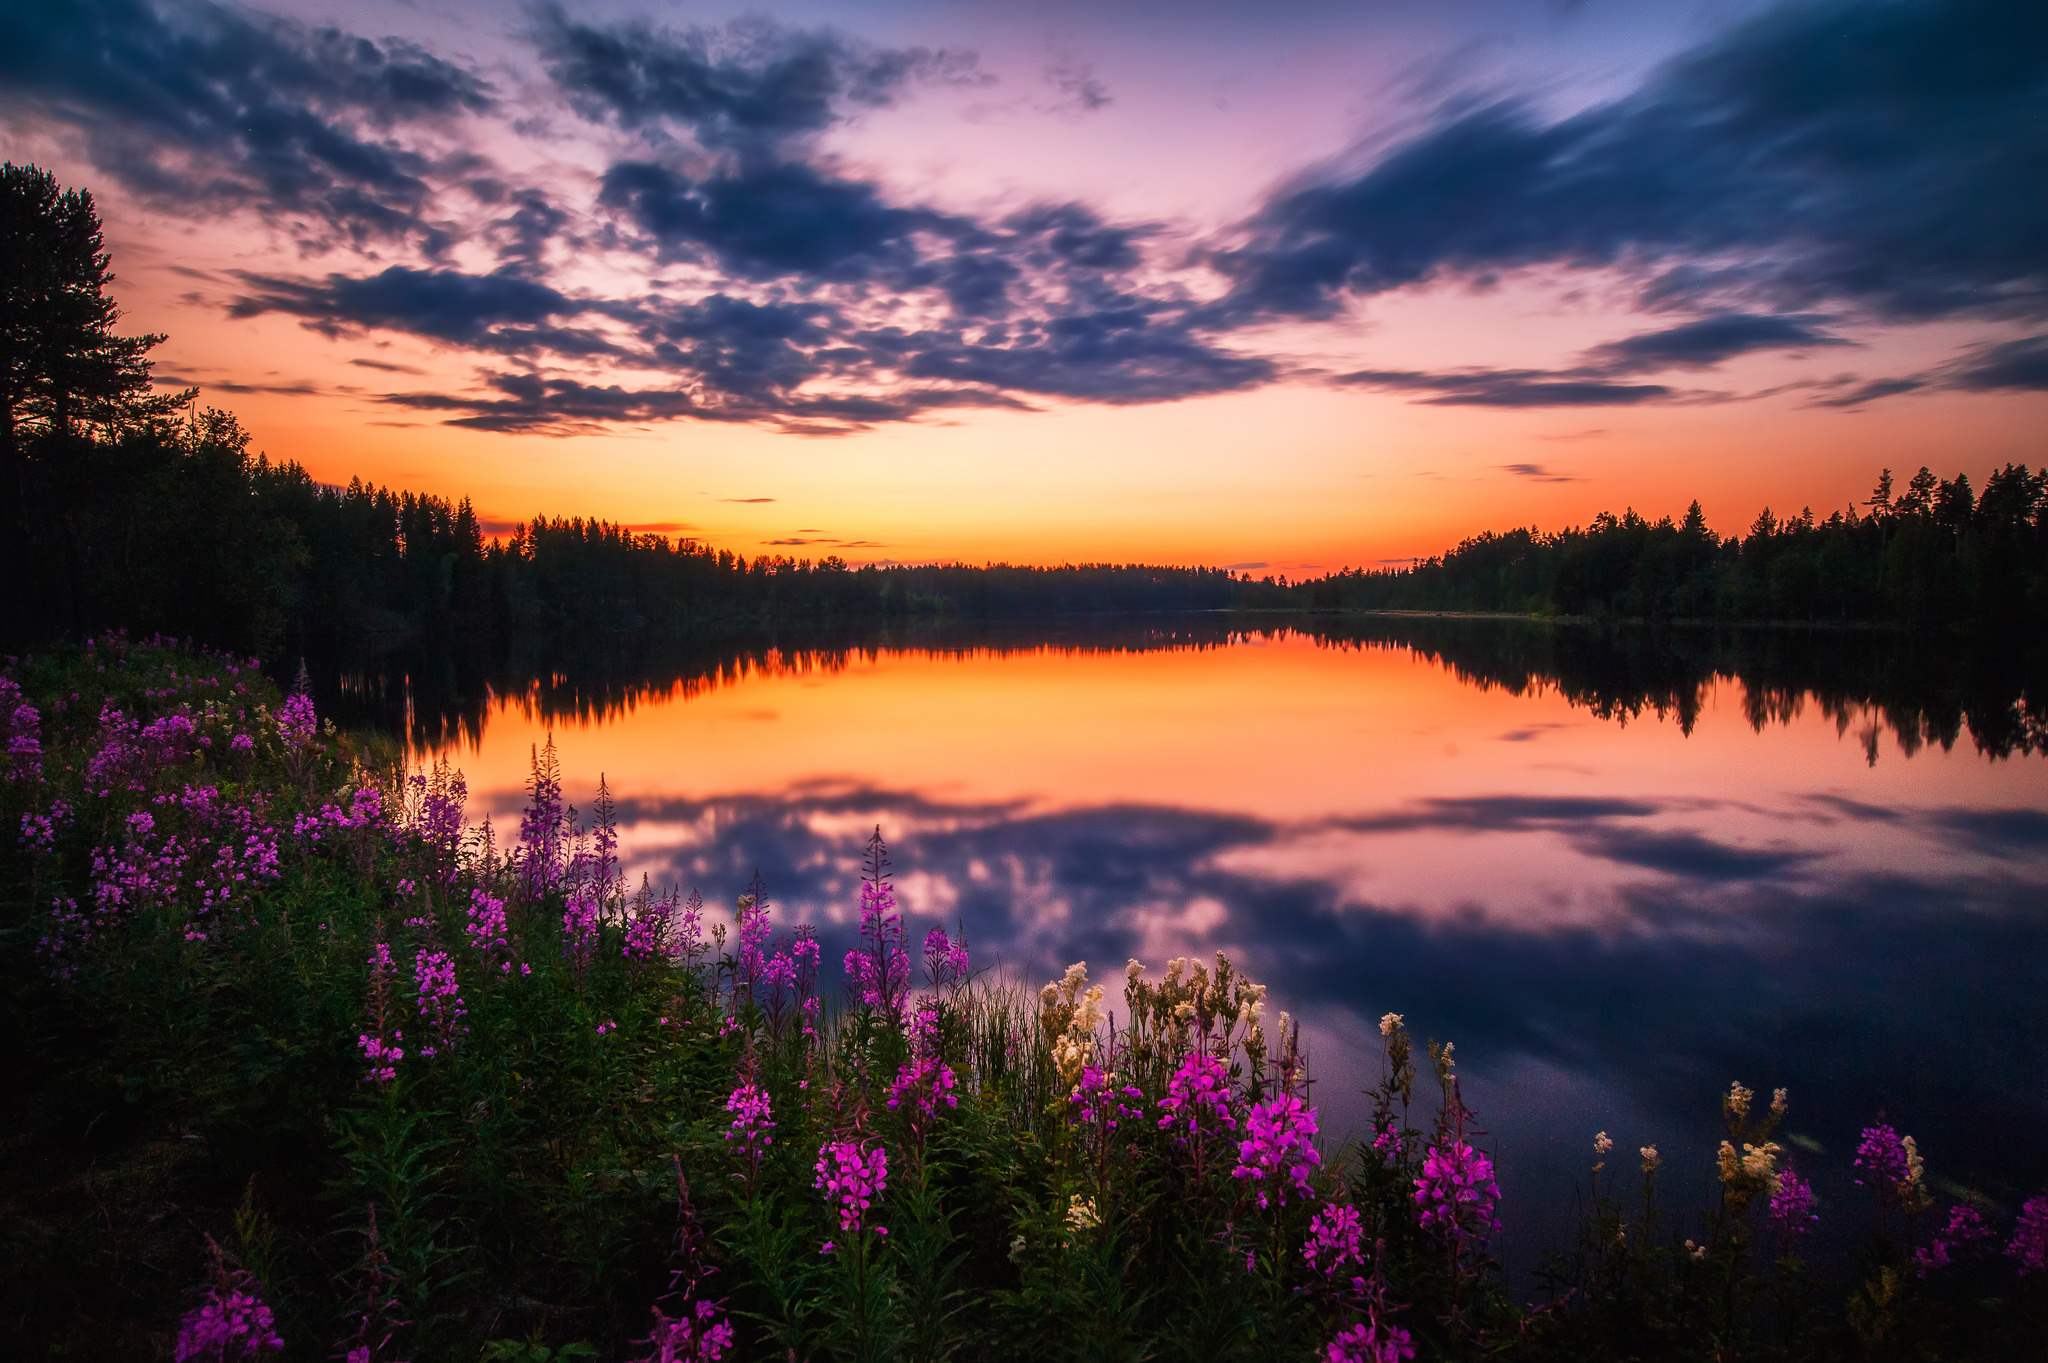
[1,163,192,638]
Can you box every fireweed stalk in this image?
[11,643,2048,1359]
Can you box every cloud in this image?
[0,0,493,243]
[530,8,982,151]
[721,497,777,504]
[230,266,590,348]
[1583,312,1853,374]
[1042,51,1112,116]
[1948,333,2048,392]
[1214,0,2048,325]
[1337,368,1673,407]
[1500,462,1580,482]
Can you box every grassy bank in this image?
[2,636,2044,1361]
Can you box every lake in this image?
[326,616,2048,1268]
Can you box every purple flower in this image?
[1233,1093,1323,1209]
[2010,1195,2048,1275]
[1158,1050,1237,1142]
[1914,1203,1994,1275]
[465,889,512,969]
[815,1139,889,1240]
[1413,1139,1501,1247]
[725,1082,775,1159]
[1854,1123,1910,1203]
[639,1299,734,1362]
[276,690,318,747]
[1768,1166,1818,1248]
[887,1053,960,1124]
[1326,1320,1414,1363]
[846,830,908,1017]
[174,1245,284,1362]
[1304,1203,1364,1280]
[562,883,600,972]
[412,948,466,1056]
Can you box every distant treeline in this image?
[1270,468,2048,626]
[4,406,1241,656]
[12,403,2046,660]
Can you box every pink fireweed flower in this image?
[1414,1139,1501,1246]
[887,1053,960,1124]
[2009,1195,2048,1275]
[562,882,600,971]
[641,1300,735,1363]
[412,949,466,1057]
[1768,1166,1818,1248]
[814,1140,889,1240]
[1158,1050,1237,1142]
[1303,1203,1365,1280]
[725,1083,775,1159]
[360,941,404,1083]
[276,690,318,747]
[922,925,971,990]
[1326,1320,1415,1363]
[174,1289,284,1361]
[466,889,512,969]
[1234,1093,1323,1209]
[846,830,909,1016]
[1914,1203,1994,1275]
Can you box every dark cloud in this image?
[0,0,492,243]
[1584,312,1853,374]
[1949,333,2048,392]
[721,498,777,504]
[1042,52,1112,116]
[1500,462,1579,482]
[598,159,936,282]
[1810,375,1930,408]
[378,371,703,433]
[1215,0,2048,325]
[531,7,981,150]
[1337,368,1673,407]
[228,266,607,354]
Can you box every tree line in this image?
[5,161,2044,663]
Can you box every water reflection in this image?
[315,618,2048,1258]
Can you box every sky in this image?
[3,0,2045,569]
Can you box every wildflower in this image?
[1303,1203,1364,1280]
[412,948,466,1057]
[1066,1196,1100,1233]
[1379,1012,1402,1038]
[724,1083,775,1160]
[2009,1195,2048,1275]
[1640,1145,1661,1174]
[1158,1050,1237,1142]
[886,1052,960,1124]
[815,1140,889,1241]
[1233,1092,1323,1210]
[1855,1123,1930,1212]
[276,689,317,747]
[1326,1320,1414,1363]
[562,882,600,971]
[641,1300,734,1362]
[1768,1166,1819,1249]
[1913,1204,1993,1275]
[173,1241,283,1361]
[845,830,908,1016]
[465,889,511,969]
[1594,1131,1613,1156]
[1724,1081,1753,1126]
[1414,1139,1501,1246]
[360,941,404,1083]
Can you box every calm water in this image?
[330,617,2048,1265]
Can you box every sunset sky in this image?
[4,0,2043,569]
